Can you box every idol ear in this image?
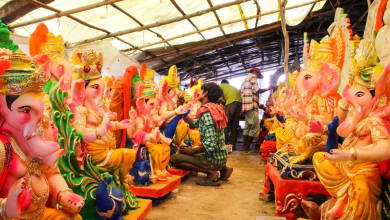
[0,94,5,127]
[32,54,51,80]
[319,62,341,97]
[69,79,86,112]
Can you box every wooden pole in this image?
[278,0,290,88]
[68,0,249,45]
[121,0,323,53]
[69,0,324,47]
[9,0,124,29]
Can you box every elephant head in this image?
[0,49,63,166]
[29,23,72,91]
[337,39,383,137]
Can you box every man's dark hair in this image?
[221,79,229,84]
[201,82,223,103]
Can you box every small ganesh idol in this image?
[29,23,72,92]
[69,49,136,188]
[102,75,117,108]
[302,39,390,220]
[132,79,173,181]
[158,65,185,129]
[0,46,84,219]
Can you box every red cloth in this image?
[195,103,228,130]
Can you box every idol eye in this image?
[110,88,113,92]
[356,91,365,97]
[304,74,312,80]
[91,85,99,89]
[18,106,31,114]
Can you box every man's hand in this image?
[180,146,193,155]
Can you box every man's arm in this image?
[183,115,196,129]
[255,88,271,95]
[180,145,206,155]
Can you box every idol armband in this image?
[0,199,10,220]
[306,113,312,125]
[349,148,357,161]
[57,188,73,205]
[95,126,102,140]
[338,100,349,111]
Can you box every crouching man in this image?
[169,82,233,186]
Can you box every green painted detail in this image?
[49,82,138,219]
[0,19,19,52]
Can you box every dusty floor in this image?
[146,149,275,220]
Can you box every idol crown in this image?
[2,49,46,95]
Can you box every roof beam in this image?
[69,0,249,46]
[234,43,246,70]
[183,47,302,80]
[158,31,326,73]
[124,0,324,53]
[253,0,261,29]
[0,0,55,25]
[110,3,175,62]
[351,9,368,30]
[204,59,296,82]
[170,0,209,42]
[21,0,159,60]
[216,48,231,71]
[207,0,229,42]
[9,0,123,29]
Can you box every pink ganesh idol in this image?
[0,47,84,219]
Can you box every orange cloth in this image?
[109,66,138,148]
[196,103,227,130]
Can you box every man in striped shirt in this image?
[239,68,274,154]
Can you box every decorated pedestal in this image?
[123,199,153,220]
[259,152,330,220]
[167,168,191,177]
[129,175,181,198]
[260,141,277,162]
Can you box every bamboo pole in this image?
[182,50,301,81]
[69,0,249,45]
[9,0,124,29]
[70,0,325,47]
[204,59,296,82]
[278,0,290,88]
[121,0,323,53]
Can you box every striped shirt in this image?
[240,73,261,112]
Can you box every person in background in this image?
[170,82,233,186]
[239,68,274,154]
[219,79,242,151]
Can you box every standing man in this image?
[220,79,242,151]
[239,68,273,154]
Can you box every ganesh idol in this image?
[302,38,390,220]
[285,30,344,164]
[0,46,84,219]
[69,48,136,187]
[132,78,173,181]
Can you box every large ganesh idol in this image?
[69,49,135,188]
[302,39,390,220]
[0,46,84,218]
[286,32,344,164]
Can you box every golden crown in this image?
[41,32,65,61]
[307,36,334,73]
[1,49,46,95]
[70,49,103,81]
[349,38,382,89]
